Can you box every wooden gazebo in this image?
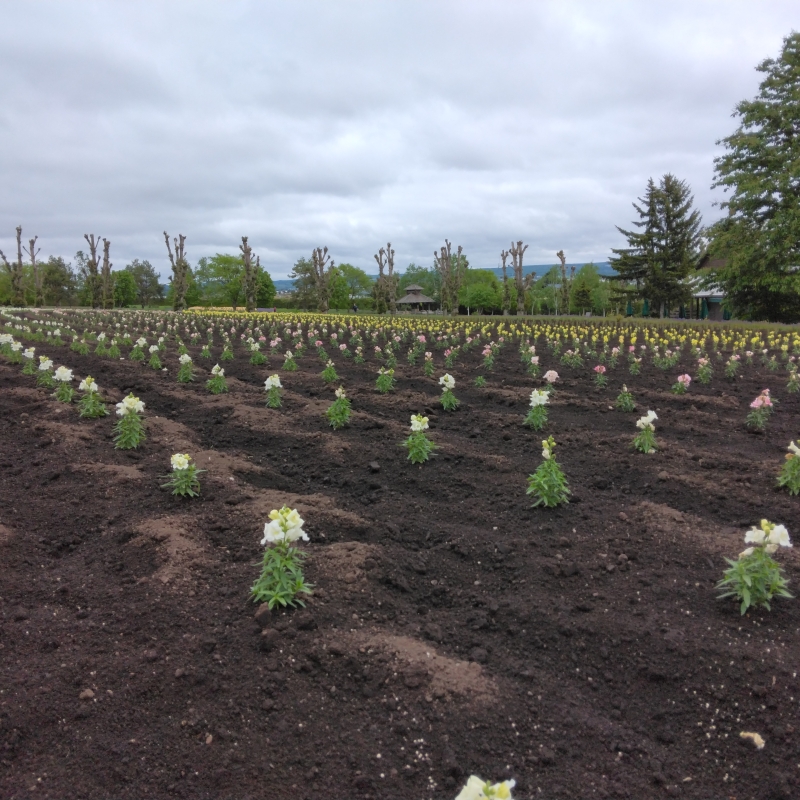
[396,284,435,311]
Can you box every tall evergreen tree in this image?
[708,32,800,323]
[610,174,702,317]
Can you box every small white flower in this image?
[178,354,192,365]
[439,373,455,390]
[261,506,309,545]
[744,527,766,544]
[22,347,35,359]
[410,414,429,432]
[335,386,346,399]
[543,370,559,383]
[54,366,73,383]
[788,441,800,457]
[116,394,145,416]
[636,410,657,430]
[284,350,293,360]
[529,389,549,408]
[739,547,755,558]
[136,337,147,347]
[149,344,159,353]
[265,374,282,389]
[79,376,98,393]
[38,358,54,372]
[211,364,224,376]
[767,524,791,548]
[171,453,190,471]
[541,439,552,460]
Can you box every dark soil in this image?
[1,329,799,800]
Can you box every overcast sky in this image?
[0,1,795,279]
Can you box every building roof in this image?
[397,291,434,304]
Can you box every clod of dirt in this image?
[369,461,381,472]
[254,604,272,629]
[259,629,280,652]
[79,689,94,700]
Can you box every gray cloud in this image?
[0,0,795,278]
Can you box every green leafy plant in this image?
[321,360,339,384]
[526,436,570,507]
[672,374,691,394]
[615,384,635,412]
[21,347,37,374]
[264,374,282,408]
[220,344,234,361]
[53,366,75,402]
[523,389,549,430]
[696,357,712,383]
[439,373,459,410]
[717,519,793,614]
[423,352,435,377]
[177,354,194,382]
[200,344,211,359]
[251,506,313,609]
[746,389,773,431]
[130,338,147,361]
[725,354,741,378]
[282,350,298,371]
[787,367,799,394]
[36,356,55,388]
[376,367,395,393]
[161,453,204,497]
[402,414,435,464]
[113,394,146,449]
[474,375,487,387]
[77,376,108,418]
[628,357,642,375]
[778,441,800,496]
[148,345,162,370]
[249,344,266,365]
[206,363,228,394]
[326,386,351,429]
[633,410,657,453]
[593,364,607,386]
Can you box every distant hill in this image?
[273,262,614,292]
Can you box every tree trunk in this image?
[500,249,511,315]
[240,236,256,312]
[510,241,528,315]
[101,238,112,308]
[0,226,25,305]
[312,247,333,313]
[164,232,188,311]
[84,234,101,308]
[24,234,43,306]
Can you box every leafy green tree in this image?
[125,259,163,307]
[329,268,350,309]
[195,254,245,308]
[42,256,76,306]
[113,269,138,307]
[338,263,374,303]
[708,32,800,322]
[610,174,702,317]
[289,257,317,309]
[459,269,501,314]
[256,266,276,307]
[166,265,201,308]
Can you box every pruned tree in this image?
[240,236,257,312]
[434,240,467,316]
[500,248,511,315]
[0,226,26,306]
[373,242,398,315]
[556,250,575,316]
[164,231,189,311]
[83,233,102,308]
[311,246,335,313]
[509,240,528,315]
[101,238,113,308]
[22,233,42,307]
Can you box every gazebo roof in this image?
[397,291,434,304]
[404,283,425,291]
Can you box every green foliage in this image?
[402,431,435,464]
[708,33,800,322]
[376,368,395,393]
[615,387,636,412]
[717,547,792,614]
[250,543,312,609]
[440,388,459,411]
[633,427,656,453]
[112,269,138,308]
[161,465,204,497]
[256,267,276,307]
[125,259,164,307]
[325,394,351,429]
[42,256,77,306]
[526,438,570,507]
[206,373,228,394]
[523,405,547,430]
[321,361,339,383]
[195,254,245,308]
[399,263,439,302]
[778,452,800,495]
[610,174,702,316]
[338,263,374,303]
[474,375,487,387]
[113,413,145,450]
[78,392,108,419]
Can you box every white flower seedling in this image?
[718,519,793,614]
[455,775,516,800]
[403,414,435,464]
[206,363,228,395]
[633,410,657,453]
[523,388,549,430]
[526,436,570,508]
[114,393,146,449]
[264,374,283,408]
[53,366,75,403]
[251,506,313,609]
[161,453,204,497]
[439,373,459,411]
[778,440,800,495]
[326,386,351,429]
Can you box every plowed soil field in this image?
[1,334,799,799]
